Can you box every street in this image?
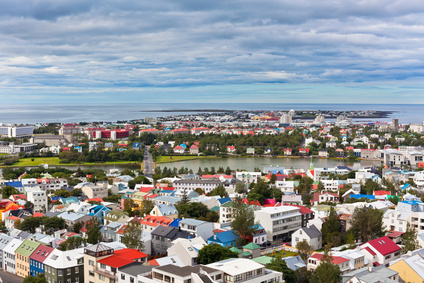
[143,145,154,178]
[0,270,23,283]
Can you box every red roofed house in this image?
[307,253,350,273]
[283,204,315,227]
[189,145,199,155]
[171,128,190,135]
[360,236,401,266]
[284,148,292,156]
[227,146,236,153]
[373,191,391,200]
[131,215,173,232]
[86,198,104,203]
[311,192,339,205]
[9,194,27,202]
[29,244,54,277]
[299,148,310,156]
[173,145,185,154]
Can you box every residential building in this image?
[0,233,13,270]
[254,206,302,241]
[82,183,108,199]
[291,225,322,250]
[15,238,41,278]
[118,262,153,283]
[307,253,350,274]
[167,237,207,266]
[179,218,214,241]
[29,244,54,277]
[389,253,424,283]
[139,264,222,283]
[44,248,85,283]
[207,231,240,247]
[173,179,223,194]
[360,236,401,266]
[311,192,339,205]
[342,265,399,282]
[235,171,262,184]
[207,258,283,283]
[151,226,190,256]
[150,204,178,219]
[26,190,48,213]
[3,238,22,274]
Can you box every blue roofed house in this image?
[207,230,241,247]
[169,218,182,228]
[284,256,306,271]
[61,197,79,204]
[249,224,267,245]
[88,204,112,225]
[5,181,24,193]
[218,197,232,206]
[150,203,179,219]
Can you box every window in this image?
[100,263,106,269]
[216,274,222,280]
[99,274,105,281]
[58,270,63,276]
[67,268,71,275]
[89,271,95,277]
[246,271,253,278]
[67,279,71,283]
[75,278,79,283]
[89,260,94,266]
[121,274,125,280]
[234,275,242,281]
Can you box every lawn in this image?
[265,250,298,258]
[155,155,215,163]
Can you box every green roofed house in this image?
[252,256,273,265]
[242,251,252,258]
[229,246,242,256]
[15,239,41,278]
[243,242,261,259]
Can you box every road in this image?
[143,145,154,178]
[0,270,23,283]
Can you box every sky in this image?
[1,0,424,104]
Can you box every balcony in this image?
[94,267,117,279]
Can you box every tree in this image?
[1,186,19,198]
[86,218,102,244]
[23,273,47,283]
[43,216,66,233]
[20,217,43,233]
[321,207,341,247]
[349,206,384,242]
[311,246,342,283]
[24,201,34,212]
[296,240,313,261]
[73,221,83,233]
[266,256,297,283]
[311,261,342,283]
[197,244,239,264]
[402,223,420,253]
[208,185,228,198]
[53,189,71,198]
[231,198,257,245]
[71,188,82,196]
[235,182,247,194]
[270,174,277,185]
[122,224,144,251]
[58,236,84,251]
[0,221,8,234]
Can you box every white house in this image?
[359,236,401,266]
[167,237,207,266]
[291,225,322,250]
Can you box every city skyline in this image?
[1,1,424,104]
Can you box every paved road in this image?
[143,145,154,177]
[0,270,23,283]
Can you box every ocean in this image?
[1,103,423,124]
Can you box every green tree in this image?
[231,198,257,245]
[197,244,239,264]
[58,236,84,251]
[86,218,102,244]
[24,201,34,211]
[20,217,43,233]
[177,202,210,219]
[266,257,297,283]
[43,216,66,233]
[321,207,341,247]
[349,206,384,242]
[1,186,19,198]
[311,261,342,283]
[0,221,8,234]
[71,188,82,196]
[402,223,420,253]
[73,221,83,233]
[296,240,313,262]
[270,174,277,185]
[23,273,48,283]
[235,182,247,194]
[53,189,71,198]
[122,224,144,251]
[208,185,228,198]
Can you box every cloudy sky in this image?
[1,0,424,104]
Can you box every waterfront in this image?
[157,156,383,172]
[1,103,423,124]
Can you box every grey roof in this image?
[154,196,181,204]
[180,218,207,226]
[8,229,31,240]
[342,265,398,283]
[284,256,306,271]
[0,233,13,250]
[119,262,153,277]
[156,203,178,216]
[151,226,190,240]
[84,243,113,253]
[154,265,219,277]
[301,225,322,238]
[44,211,61,218]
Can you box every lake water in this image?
[157,157,382,172]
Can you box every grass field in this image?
[155,155,215,163]
[4,157,141,168]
